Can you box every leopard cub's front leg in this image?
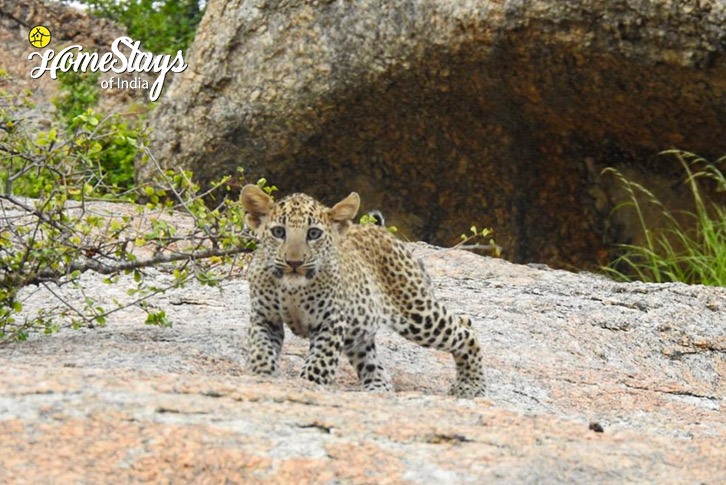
[246,312,285,376]
[300,312,346,385]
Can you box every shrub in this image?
[604,151,726,286]
[77,0,205,54]
[53,70,100,127]
[0,72,258,343]
[52,69,141,194]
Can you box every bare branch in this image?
[0,245,252,288]
[0,194,72,235]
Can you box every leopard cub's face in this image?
[257,196,334,280]
[241,186,360,283]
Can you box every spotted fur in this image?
[240,185,485,398]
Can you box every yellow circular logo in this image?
[28,25,51,49]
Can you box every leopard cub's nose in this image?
[286,260,303,270]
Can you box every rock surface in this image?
[2,245,725,482]
[145,0,726,269]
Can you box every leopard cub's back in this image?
[340,224,434,318]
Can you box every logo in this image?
[28,36,187,102]
[29,25,51,49]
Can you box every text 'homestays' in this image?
[28,36,187,101]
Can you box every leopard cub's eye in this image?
[271,226,286,239]
[307,228,323,240]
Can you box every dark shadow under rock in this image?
[145,0,726,269]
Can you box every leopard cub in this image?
[241,185,485,398]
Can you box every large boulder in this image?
[145,0,726,268]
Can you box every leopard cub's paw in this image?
[448,378,485,399]
[247,362,279,377]
[362,380,393,393]
[300,366,333,385]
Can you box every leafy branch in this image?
[0,73,261,343]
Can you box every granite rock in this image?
[2,241,725,482]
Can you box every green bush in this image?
[1,78,258,343]
[78,0,204,54]
[1,71,135,199]
[53,70,100,126]
[604,151,726,286]
[52,70,142,194]
[75,109,142,193]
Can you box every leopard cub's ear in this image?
[241,184,274,230]
[327,192,360,234]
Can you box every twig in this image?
[0,194,72,234]
[453,244,501,252]
[41,282,88,321]
[0,245,252,288]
